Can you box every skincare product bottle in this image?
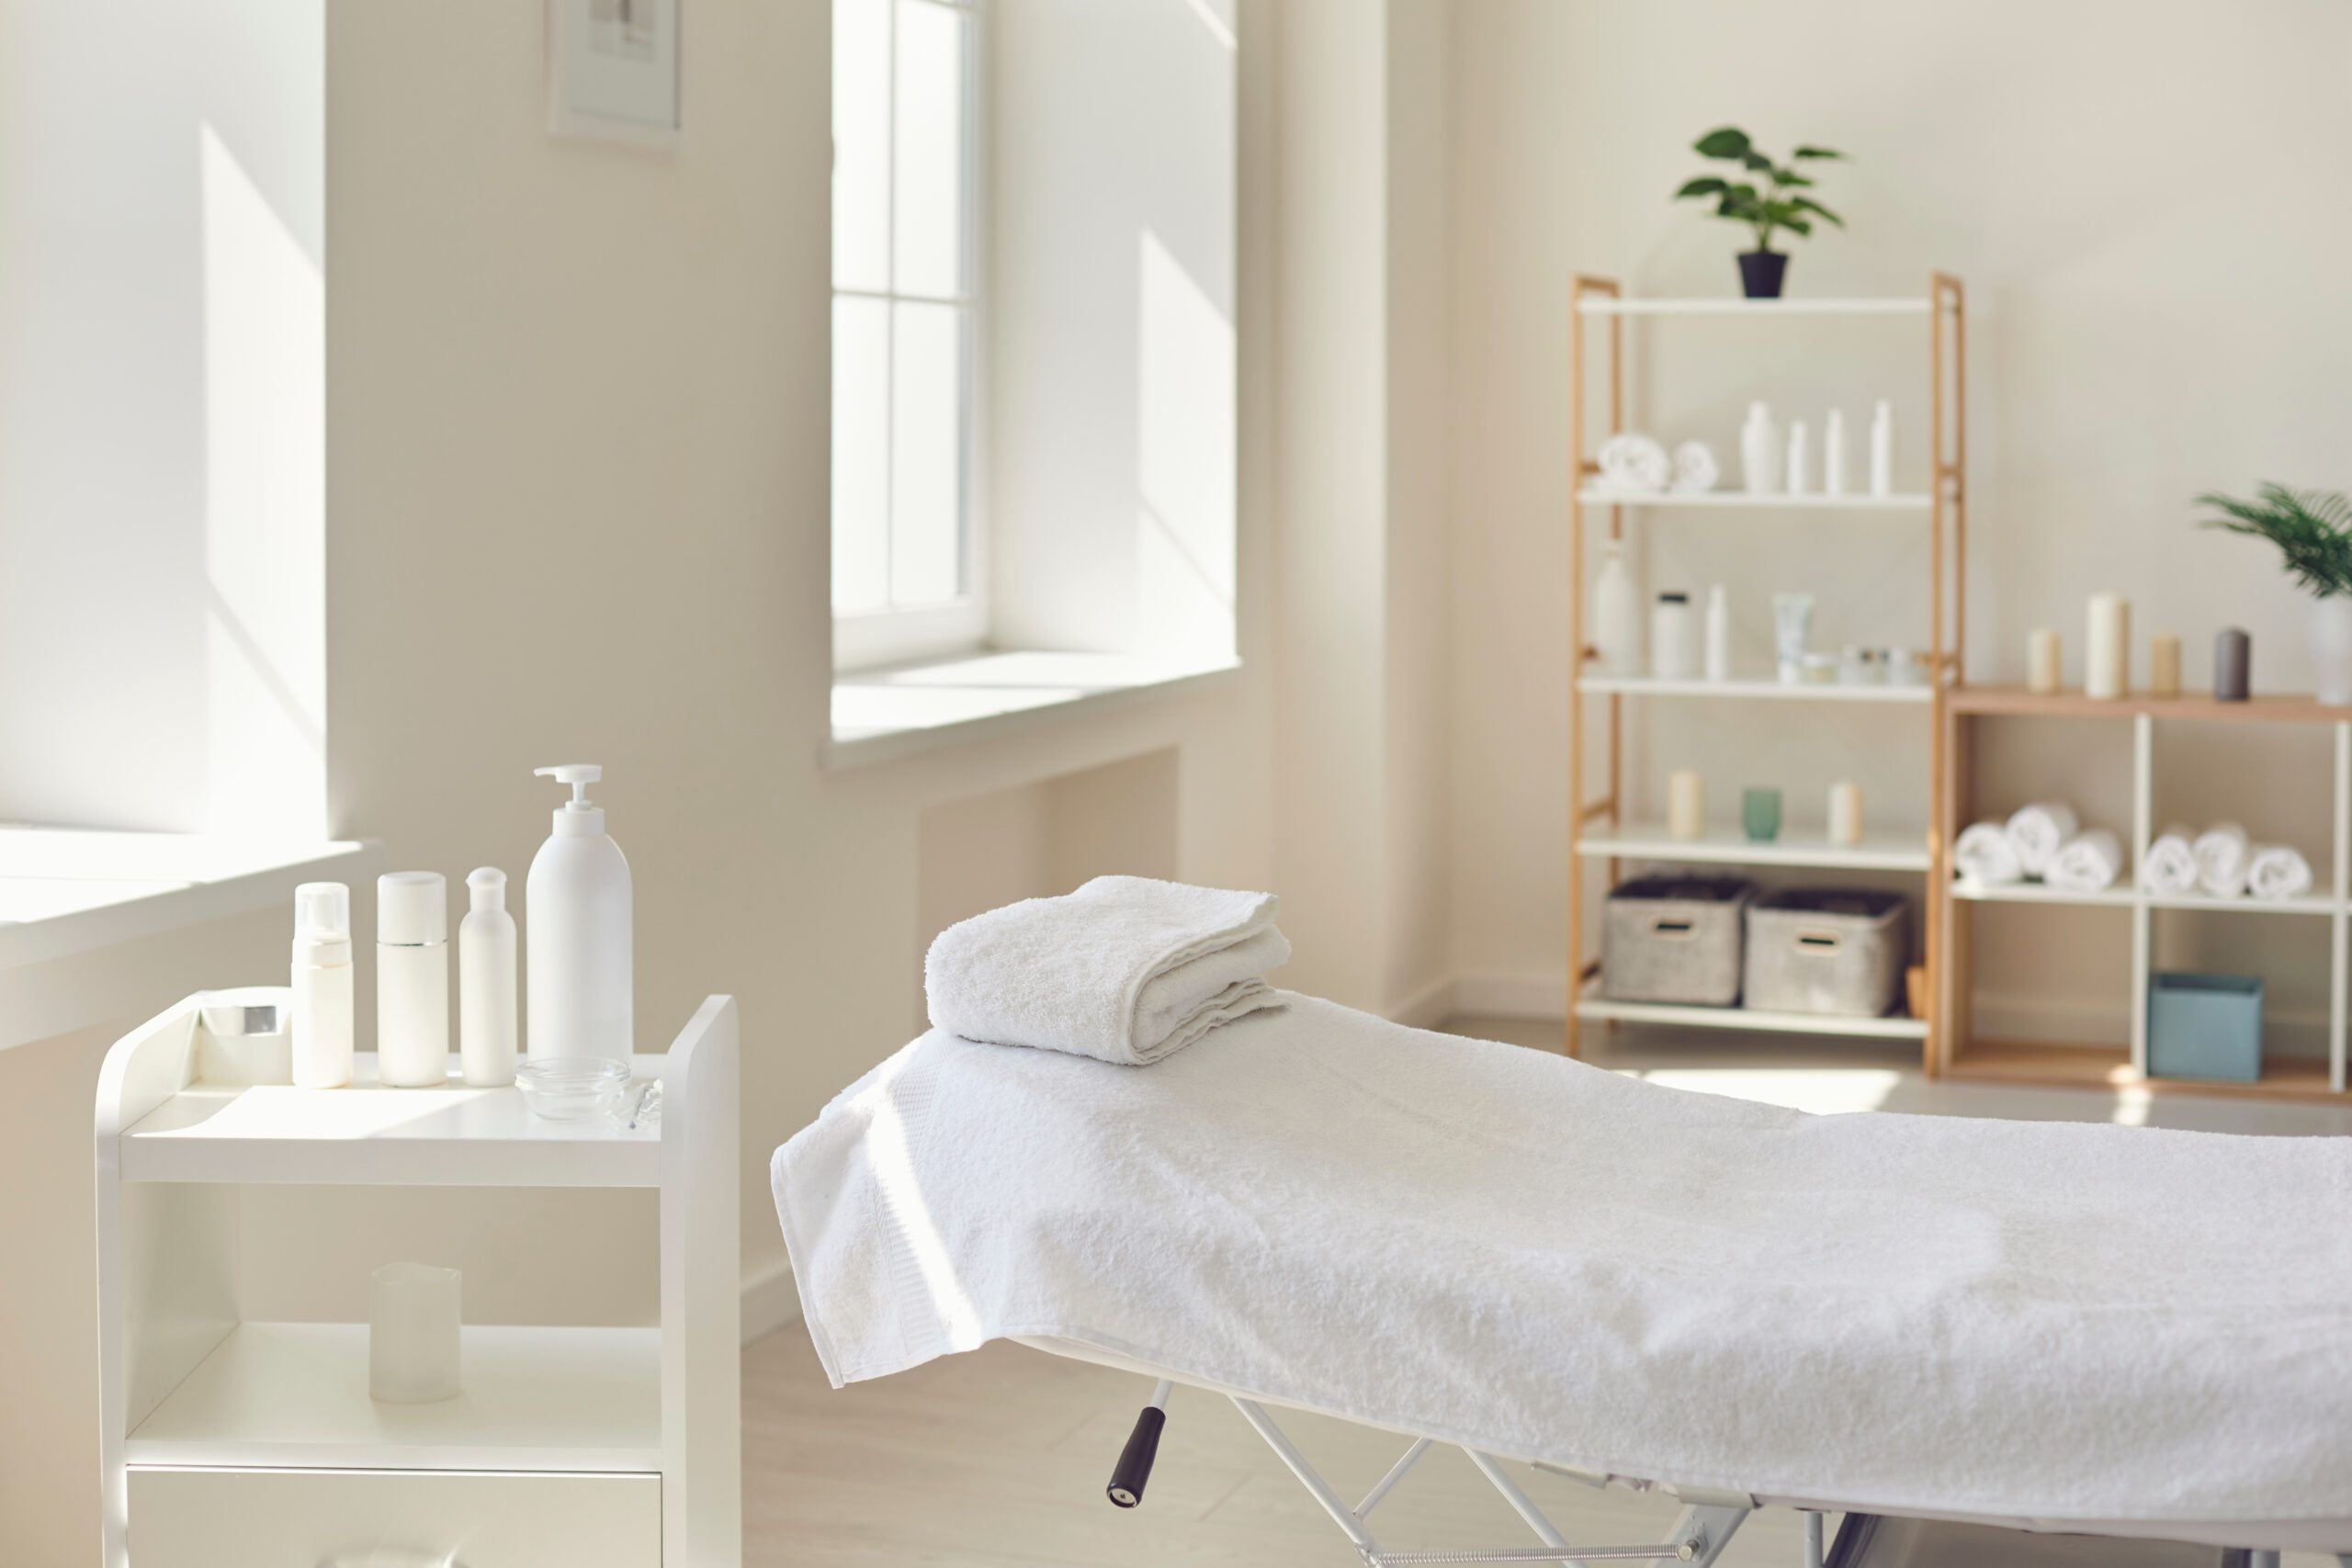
[526,764,634,1062]
[1828,781,1864,847]
[1784,419,1810,496]
[459,868,518,1088]
[1869,400,1895,498]
[1703,585,1731,682]
[1739,401,1782,494]
[2086,592,2130,700]
[1823,409,1849,497]
[1771,592,1815,685]
[1591,541,1643,676]
[2028,628,2062,694]
[1652,592,1696,679]
[1668,770,1705,840]
[290,882,354,1089]
[378,872,450,1088]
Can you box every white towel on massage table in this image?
[2044,828,2122,893]
[2195,821,2252,897]
[775,996,2352,1540]
[2004,801,2078,877]
[923,875,1289,1066]
[1951,821,2022,887]
[2141,824,2199,895]
[2248,843,2314,901]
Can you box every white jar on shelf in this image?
[1590,541,1642,676]
[1651,592,1697,679]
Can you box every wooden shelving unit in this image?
[1936,684,2352,1099]
[1566,274,1966,1064]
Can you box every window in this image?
[831,0,983,669]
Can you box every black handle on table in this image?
[1105,1404,1167,1508]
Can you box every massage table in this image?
[774,994,2352,1566]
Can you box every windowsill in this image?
[826,649,1243,770]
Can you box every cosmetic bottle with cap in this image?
[526,764,633,1062]
[378,871,449,1087]
[291,881,354,1089]
[460,868,518,1087]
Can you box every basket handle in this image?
[1794,929,1841,953]
[1649,918,1697,940]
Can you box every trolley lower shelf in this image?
[1576,994,1929,1041]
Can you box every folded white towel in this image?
[2194,822,2251,898]
[924,876,1289,1066]
[2247,843,2314,901]
[2045,829,2122,893]
[2139,824,2199,895]
[2004,801,2079,877]
[1952,821,2023,886]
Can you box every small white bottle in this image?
[527,764,634,1062]
[459,868,518,1087]
[1703,585,1731,682]
[1739,401,1782,494]
[1591,540,1643,677]
[1823,409,1849,496]
[378,871,449,1088]
[1784,419,1810,496]
[1651,592,1696,679]
[290,881,354,1089]
[1869,400,1895,497]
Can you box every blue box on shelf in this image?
[2146,971,2264,1084]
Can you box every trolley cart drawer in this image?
[127,1466,660,1568]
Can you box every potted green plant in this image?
[1673,128,1846,299]
[2199,483,2352,704]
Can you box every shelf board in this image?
[1576,297,1933,317]
[1948,685,2352,724]
[1579,823,1928,872]
[1577,996,1928,1040]
[124,1322,662,1471]
[1947,1040,2341,1101]
[1950,880,2341,915]
[2144,889,2339,916]
[120,1053,663,1188]
[1577,488,1932,512]
[1950,879,2135,908]
[1578,674,1932,705]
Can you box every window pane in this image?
[892,0,964,299]
[831,0,890,290]
[831,296,891,614]
[890,300,963,606]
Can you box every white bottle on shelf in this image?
[290,881,354,1089]
[1590,540,1643,677]
[1869,400,1896,498]
[1703,585,1731,682]
[1785,419,1810,496]
[459,867,518,1087]
[527,764,634,1062]
[378,872,450,1087]
[1652,592,1696,679]
[1739,401,1782,494]
[1823,409,1849,496]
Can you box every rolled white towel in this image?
[2247,843,2315,901]
[1953,821,2024,887]
[2140,824,2199,895]
[2005,802,2080,878]
[2045,829,2123,893]
[925,875,1289,1066]
[2194,822,2252,898]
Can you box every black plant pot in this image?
[1737,250,1788,299]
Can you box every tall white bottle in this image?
[1869,400,1896,498]
[526,764,634,1062]
[1784,419,1810,497]
[1590,540,1643,676]
[291,881,354,1089]
[1703,585,1731,682]
[1739,401,1782,494]
[460,868,518,1087]
[378,872,450,1087]
[1823,409,1849,496]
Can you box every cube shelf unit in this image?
[1937,686,2352,1100]
[95,995,742,1567]
[1566,276,1967,1064]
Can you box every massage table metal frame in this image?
[1095,1374,2336,1568]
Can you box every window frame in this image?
[831,0,989,673]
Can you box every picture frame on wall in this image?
[548,0,681,148]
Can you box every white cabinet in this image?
[96,996,741,1566]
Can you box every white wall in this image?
[1448,0,2352,1038]
[0,0,324,837]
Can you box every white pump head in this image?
[536,763,606,836]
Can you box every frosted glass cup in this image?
[1742,788,1782,843]
[370,1262,461,1404]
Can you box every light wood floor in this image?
[745,1016,2352,1566]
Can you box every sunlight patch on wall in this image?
[1135,229,1236,661]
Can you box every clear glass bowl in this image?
[514,1057,633,1122]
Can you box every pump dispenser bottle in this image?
[291,881,354,1089]
[526,764,633,1062]
[460,868,518,1087]
[378,871,450,1087]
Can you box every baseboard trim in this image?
[1449,974,1569,1021]
[1385,975,1459,1030]
[742,1255,803,1346]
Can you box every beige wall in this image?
[1447,0,2352,1039]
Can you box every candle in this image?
[1668,770,1705,840]
[2028,628,2061,694]
[2149,634,2182,699]
[1827,781,1863,847]
[2215,627,2251,702]
[2086,593,2130,699]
